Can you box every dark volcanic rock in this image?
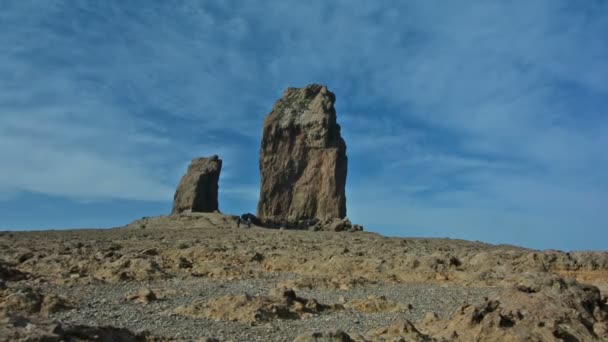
[240,213,262,226]
[172,155,222,214]
[0,261,27,281]
[257,84,347,226]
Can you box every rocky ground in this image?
[1,212,607,341]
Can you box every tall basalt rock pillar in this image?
[172,155,222,214]
[257,84,347,225]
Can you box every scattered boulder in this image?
[323,218,363,232]
[279,276,376,291]
[240,213,262,226]
[0,315,161,342]
[56,324,159,342]
[0,261,27,281]
[126,288,157,304]
[295,321,434,342]
[257,84,347,226]
[172,155,222,214]
[364,320,436,341]
[0,287,71,317]
[293,330,354,342]
[175,287,340,324]
[93,257,166,283]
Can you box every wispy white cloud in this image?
[0,1,606,249]
[0,113,173,200]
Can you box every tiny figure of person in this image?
[236,217,241,228]
[246,217,252,229]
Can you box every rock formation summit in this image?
[257,84,347,225]
[172,155,222,214]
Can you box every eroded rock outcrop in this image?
[257,84,347,226]
[294,321,435,342]
[175,287,340,324]
[295,274,608,341]
[0,315,165,342]
[172,155,222,214]
[419,273,608,341]
[0,286,71,317]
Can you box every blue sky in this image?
[1,1,607,251]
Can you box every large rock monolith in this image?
[257,84,347,226]
[172,155,222,214]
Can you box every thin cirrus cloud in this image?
[0,1,606,250]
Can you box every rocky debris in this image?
[343,295,406,313]
[257,84,347,226]
[247,216,364,232]
[0,286,71,317]
[420,272,608,341]
[295,321,435,342]
[240,213,262,226]
[6,220,608,291]
[0,261,27,281]
[0,314,166,342]
[0,314,58,342]
[293,330,354,342]
[175,287,341,324]
[295,273,608,341]
[172,155,222,215]
[93,257,166,283]
[250,215,363,232]
[422,311,440,324]
[2,224,608,340]
[44,277,491,342]
[124,212,235,231]
[310,218,363,232]
[363,320,436,341]
[279,276,377,291]
[56,324,168,341]
[125,210,364,233]
[126,288,158,304]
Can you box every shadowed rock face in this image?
[172,155,222,214]
[257,84,347,225]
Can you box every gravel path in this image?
[48,273,500,341]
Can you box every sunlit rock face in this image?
[172,155,222,214]
[257,84,347,226]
